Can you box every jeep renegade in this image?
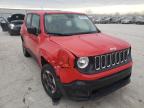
[20,11,132,101]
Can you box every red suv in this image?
[21,11,132,102]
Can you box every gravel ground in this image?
[0,24,144,108]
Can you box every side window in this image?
[31,14,40,35]
[26,14,32,28]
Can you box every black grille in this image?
[95,48,131,71]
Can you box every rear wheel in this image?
[22,42,31,57]
[41,64,62,102]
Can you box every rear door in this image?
[22,13,32,49]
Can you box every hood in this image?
[8,14,25,22]
[51,33,130,57]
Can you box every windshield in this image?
[44,14,98,36]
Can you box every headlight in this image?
[10,24,15,29]
[77,57,89,69]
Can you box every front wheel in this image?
[9,30,15,36]
[41,64,62,102]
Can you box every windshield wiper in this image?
[47,32,66,36]
[47,31,98,36]
[47,32,73,36]
[73,31,97,35]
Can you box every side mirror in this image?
[27,27,37,35]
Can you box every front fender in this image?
[39,48,75,77]
[39,49,57,67]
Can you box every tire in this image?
[9,31,15,36]
[41,64,62,102]
[22,42,31,57]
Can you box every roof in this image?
[27,10,85,15]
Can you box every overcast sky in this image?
[0,0,144,14]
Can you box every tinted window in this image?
[31,14,40,31]
[26,14,32,27]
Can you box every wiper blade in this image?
[82,31,97,34]
[48,32,66,36]
[47,31,98,36]
[47,32,73,36]
[73,31,97,35]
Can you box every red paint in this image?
[21,11,132,84]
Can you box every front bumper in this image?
[9,27,21,34]
[61,67,132,100]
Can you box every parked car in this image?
[99,17,109,24]
[111,17,123,24]
[0,14,25,35]
[121,16,136,24]
[93,18,102,24]
[135,16,144,25]
[21,11,132,102]
[121,19,131,24]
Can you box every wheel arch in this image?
[21,35,24,42]
[40,56,61,77]
[40,56,55,70]
[41,56,49,66]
